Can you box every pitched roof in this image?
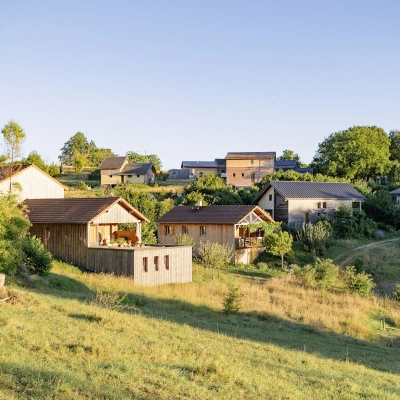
[274,160,298,168]
[253,181,365,203]
[120,163,155,175]
[390,188,400,195]
[157,205,274,224]
[181,161,218,168]
[24,197,149,224]
[99,156,129,170]
[225,152,276,160]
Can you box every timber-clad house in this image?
[253,181,365,227]
[24,197,192,286]
[99,156,156,187]
[157,205,275,264]
[225,152,276,188]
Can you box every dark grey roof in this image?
[99,156,129,170]
[157,205,273,224]
[181,161,218,168]
[24,197,149,224]
[225,152,276,160]
[120,163,155,175]
[214,158,226,168]
[390,188,400,195]
[274,160,298,168]
[253,181,365,204]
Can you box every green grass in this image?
[1,260,400,399]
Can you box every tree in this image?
[0,193,31,274]
[311,126,391,181]
[198,241,233,279]
[2,120,26,165]
[126,151,162,171]
[59,132,91,166]
[265,231,293,269]
[24,151,47,172]
[277,149,301,163]
[389,130,400,161]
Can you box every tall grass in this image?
[1,260,400,399]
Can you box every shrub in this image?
[88,169,100,181]
[297,221,332,256]
[343,266,375,297]
[77,181,88,191]
[294,258,338,289]
[174,234,195,247]
[393,284,400,301]
[222,285,241,314]
[22,236,53,276]
[198,241,233,279]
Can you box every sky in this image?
[1,1,399,170]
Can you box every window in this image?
[233,173,236,177]
[269,194,272,201]
[143,257,148,272]
[137,175,140,178]
[199,172,203,177]
[154,256,159,271]
[241,173,244,177]
[182,226,188,235]
[164,226,173,235]
[128,175,132,177]
[164,255,169,270]
[251,173,255,179]
[109,175,112,178]
[200,226,206,236]
[251,159,254,164]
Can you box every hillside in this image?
[1,253,400,399]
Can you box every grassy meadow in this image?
[1,249,400,399]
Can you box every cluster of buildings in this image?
[1,153,371,286]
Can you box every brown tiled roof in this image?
[225,152,276,160]
[24,197,149,224]
[120,163,155,175]
[98,156,129,170]
[157,205,273,224]
[0,165,30,181]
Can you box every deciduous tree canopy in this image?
[126,151,162,172]
[311,126,391,181]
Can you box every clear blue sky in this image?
[1,1,399,169]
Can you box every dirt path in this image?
[334,237,400,267]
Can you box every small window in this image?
[199,172,203,177]
[269,194,272,201]
[164,255,169,270]
[323,202,327,208]
[143,257,148,273]
[164,226,173,235]
[182,226,188,235]
[128,175,132,178]
[251,173,255,179]
[109,175,112,178]
[137,174,140,178]
[233,173,236,177]
[154,256,159,271]
[200,226,206,236]
[241,173,244,177]
[251,159,254,164]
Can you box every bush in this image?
[174,234,195,247]
[295,258,338,289]
[22,236,53,276]
[393,284,400,301]
[297,221,332,256]
[77,181,88,191]
[88,169,101,181]
[222,285,241,314]
[343,266,375,297]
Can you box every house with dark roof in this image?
[25,197,192,285]
[225,152,276,188]
[389,188,400,203]
[98,156,156,186]
[173,159,227,180]
[274,160,313,174]
[253,181,365,227]
[0,164,65,200]
[157,205,275,264]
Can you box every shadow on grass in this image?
[27,267,400,375]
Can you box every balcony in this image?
[235,237,265,249]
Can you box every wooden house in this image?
[0,164,65,200]
[99,156,156,186]
[24,197,192,285]
[157,205,275,264]
[180,159,226,179]
[253,181,365,228]
[225,152,276,188]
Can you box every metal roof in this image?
[181,161,218,168]
[157,205,274,224]
[225,152,276,160]
[253,181,365,203]
[24,197,149,224]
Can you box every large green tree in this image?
[389,130,400,161]
[126,151,162,171]
[24,151,48,172]
[277,149,301,163]
[311,126,391,181]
